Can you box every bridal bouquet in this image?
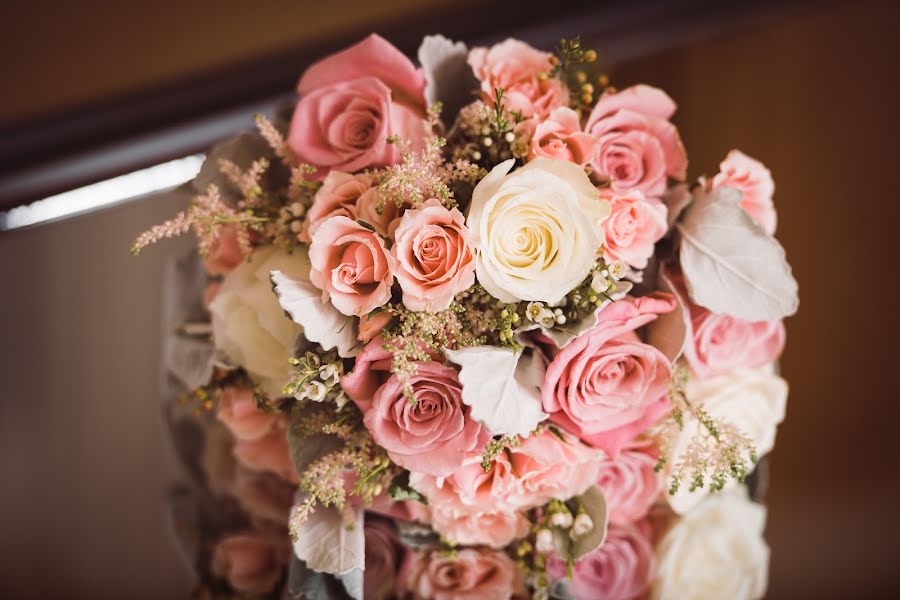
[137,33,797,600]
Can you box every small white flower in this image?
[334,390,349,409]
[535,528,554,554]
[526,301,544,321]
[304,380,327,402]
[608,261,628,280]
[318,363,340,386]
[591,270,611,292]
[550,511,573,528]
[306,353,321,368]
[539,308,557,329]
[571,513,594,538]
[504,131,516,143]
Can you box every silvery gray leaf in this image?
[662,182,692,229]
[645,263,688,363]
[551,486,609,560]
[550,579,576,600]
[164,334,215,391]
[192,131,275,201]
[291,501,365,575]
[677,186,798,321]
[340,569,363,600]
[395,519,441,549]
[284,557,353,600]
[418,35,478,123]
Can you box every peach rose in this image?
[468,39,568,119]
[309,216,397,316]
[233,417,298,483]
[602,190,668,270]
[586,85,687,197]
[548,520,656,600]
[363,361,490,477]
[216,385,277,442]
[358,311,393,343]
[596,440,664,525]
[357,187,405,238]
[364,519,404,600]
[392,200,476,312]
[288,35,426,177]
[204,224,244,276]
[529,107,597,166]
[301,171,373,242]
[399,549,525,600]
[541,295,676,455]
[712,150,776,234]
[211,532,290,596]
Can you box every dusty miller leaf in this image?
[677,186,798,321]
[418,35,478,122]
[291,501,364,576]
[444,346,547,437]
[645,263,688,363]
[551,486,609,560]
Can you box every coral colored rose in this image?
[586,85,687,197]
[596,440,664,525]
[216,385,278,442]
[301,171,373,242]
[399,548,524,600]
[309,216,397,316]
[358,311,393,343]
[548,520,656,600]
[467,157,610,304]
[529,107,597,166]
[210,247,309,398]
[364,361,489,477]
[211,532,290,596]
[653,487,769,600]
[365,519,404,600]
[233,418,298,483]
[602,190,668,270]
[712,150,777,234]
[468,38,568,119]
[288,34,427,177]
[541,295,676,455]
[357,187,405,238]
[204,224,244,276]
[392,199,476,312]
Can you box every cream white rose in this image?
[667,366,787,514]
[467,157,610,304]
[653,487,769,600]
[210,247,310,398]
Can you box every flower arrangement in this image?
[140,33,797,600]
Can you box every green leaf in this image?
[387,472,427,504]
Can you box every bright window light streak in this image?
[0,154,206,231]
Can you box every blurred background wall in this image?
[1,0,898,597]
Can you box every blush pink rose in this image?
[712,149,777,234]
[392,200,476,312]
[669,267,785,377]
[586,85,687,197]
[204,225,244,275]
[596,439,664,525]
[233,418,298,483]
[548,520,656,600]
[358,311,394,343]
[364,519,403,600]
[602,190,668,270]
[363,361,489,477]
[541,294,676,455]
[468,39,568,119]
[212,532,291,596]
[288,34,427,177]
[301,171,373,242]
[309,216,397,316]
[398,548,525,600]
[529,107,597,166]
[357,187,406,238]
[217,385,278,442]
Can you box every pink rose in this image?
[529,107,597,166]
[288,34,427,177]
[596,440,664,525]
[204,225,244,275]
[392,200,476,312]
[669,267,785,377]
[602,190,668,270]
[542,295,676,455]
[468,39,568,119]
[712,149,777,234]
[548,520,656,600]
[357,187,405,238]
[217,385,278,442]
[301,171,373,242]
[212,532,290,596]
[364,519,404,600]
[233,418,298,483]
[398,548,524,600]
[363,361,489,477]
[309,216,397,316]
[586,85,687,197]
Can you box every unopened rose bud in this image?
[535,528,554,554]
[550,511,574,528]
[572,513,594,538]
